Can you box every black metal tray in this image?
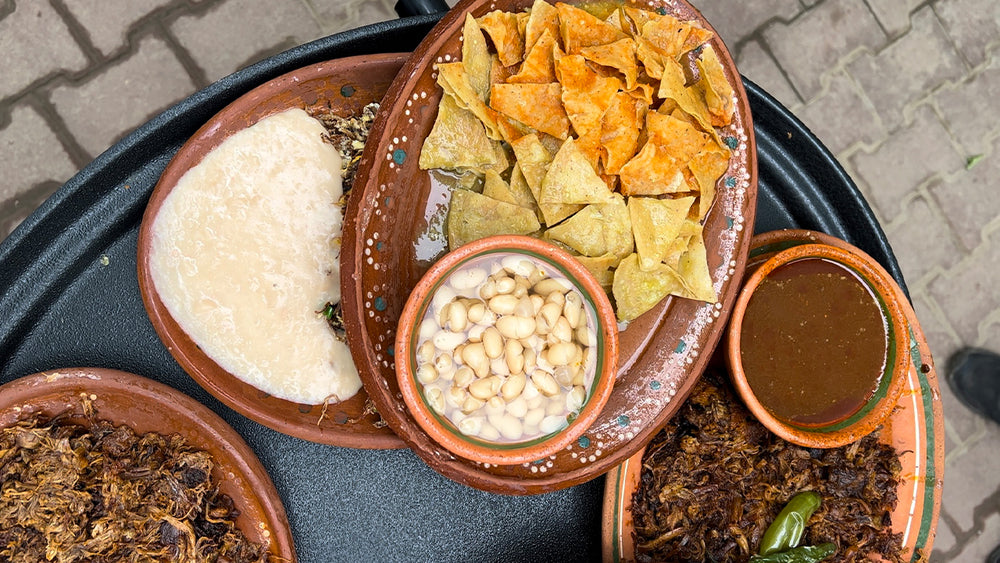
[0,14,905,563]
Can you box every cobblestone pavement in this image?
[1,0,998,559]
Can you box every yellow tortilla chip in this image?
[673,229,716,302]
[612,253,681,321]
[540,137,613,206]
[696,44,736,127]
[556,2,626,54]
[640,14,691,59]
[574,254,618,291]
[508,28,558,84]
[447,188,540,249]
[510,134,582,225]
[436,62,503,140]
[509,163,544,221]
[478,10,525,67]
[556,54,621,138]
[482,166,540,219]
[490,82,570,139]
[544,193,633,259]
[635,38,666,80]
[689,141,731,220]
[620,6,654,37]
[419,93,507,173]
[462,14,492,101]
[657,57,714,134]
[618,141,685,196]
[600,91,645,174]
[579,38,638,89]
[627,196,695,269]
[524,0,561,51]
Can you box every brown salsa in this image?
[739,257,888,425]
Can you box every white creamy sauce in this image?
[149,108,361,405]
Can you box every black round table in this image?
[0,15,906,563]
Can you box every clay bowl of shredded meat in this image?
[0,367,295,562]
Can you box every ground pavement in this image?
[0,0,998,560]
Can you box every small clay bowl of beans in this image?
[395,235,619,465]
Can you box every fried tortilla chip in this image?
[509,163,544,221]
[508,28,559,84]
[640,14,692,59]
[618,141,685,196]
[575,253,618,291]
[436,62,503,140]
[524,0,561,51]
[462,14,492,101]
[490,82,570,139]
[556,54,621,138]
[689,141,730,219]
[544,193,633,259]
[600,91,645,174]
[657,57,714,134]
[696,44,736,127]
[447,188,540,249]
[674,228,716,302]
[419,93,508,173]
[510,134,582,225]
[628,196,695,268]
[646,112,709,163]
[612,253,681,321]
[482,166,540,219]
[478,10,525,67]
[580,38,638,89]
[556,2,626,53]
[635,37,666,80]
[540,137,613,206]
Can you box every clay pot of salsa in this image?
[726,242,909,448]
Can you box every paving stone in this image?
[0,104,77,202]
[62,0,174,56]
[763,0,885,101]
[912,292,961,375]
[928,226,1000,345]
[935,0,1000,68]
[796,69,883,155]
[886,194,964,285]
[847,6,966,131]
[929,138,1000,251]
[929,513,957,559]
[49,35,195,158]
[0,181,61,239]
[0,1,88,101]
[935,54,1000,157]
[941,432,1000,531]
[306,0,397,34]
[852,105,965,222]
[690,0,802,47]
[735,39,800,110]
[939,361,986,444]
[171,0,322,83]
[866,0,923,37]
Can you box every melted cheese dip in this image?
[149,108,361,405]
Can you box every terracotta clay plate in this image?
[0,367,296,560]
[343,0,757,493]
[602,230,945,562]
[137,54,407,449]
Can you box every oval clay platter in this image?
[344,0,757,493]
[603,230,945,562]
[137,54,407,449]
[0,367,296,561]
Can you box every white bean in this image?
[501,372,526,401]
[566,385,586,412]
[454,366,475,388]
[540,415,568,434]
[484,396,506,415]
[547,342,577,366]
[538,302,562,329]
[501,256,537,277]
[469,376,501,400]
[450,267,487,290]
[466,323,486,342]
[434,353,453,374]
[505,341,524,375]
[524,407,545,427]
[494,414,524,441]
[546,398,566,416]
[488,294,518,316]
[483,327,503,359]
[533,278,568,297]
[432,285,456,310]
[462,342,489,378]
[514,295,534,317]
[417,363,438,384]
[426,387,445,413]
[467,302,486,324]
[448,301,468,332]
[495,276,516,295]
[458,416,484,436]
[446,386,467,408]
[462,396,485,414]
[529,294,545,315]
[575,324,595,347]
[489,357,510,377]
[478,422,500,441]
[564,291,583,329]
[418,318,438,340]
[417,340,436,363]
[552,317,573,343]
[480,279,498,300]
[532,372,559,397]
[506,396,528,418]
[433,331,466,351]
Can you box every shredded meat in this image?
[631,372,905,563]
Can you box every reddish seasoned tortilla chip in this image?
[478,10,525,67]
[556,2,626,54]
[645,112,709,163]
[490,82,570,139]
[600,91,645,174]
[696,44,736,127]
[556,54,621,138]
[579,38,638,89]
[618,141,686,196]
[508,28,559,84]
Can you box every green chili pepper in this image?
[750,543,837,562]
[758,491,822,555]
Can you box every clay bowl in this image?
[726,243,910,448]
[0,368,295,560]
[395,235,619,465]
[137,54,407,449]
[343,0,757,494]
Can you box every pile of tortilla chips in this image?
[419,0,736,321]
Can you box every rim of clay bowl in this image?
[726,243,910,448]
[395,235,619,465]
